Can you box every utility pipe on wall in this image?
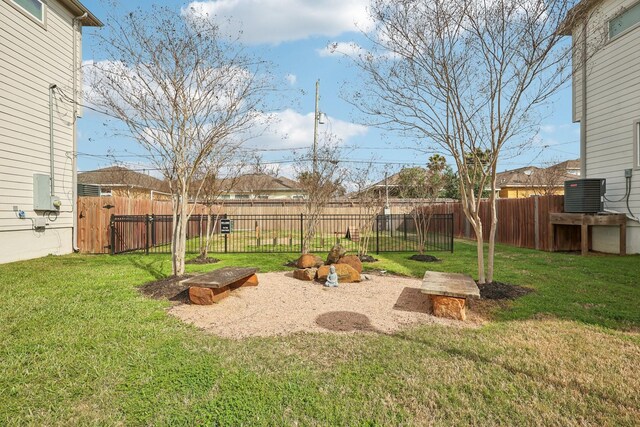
[49,83,57,196]
[580,19,588,177]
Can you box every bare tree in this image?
[397,154,447,255]
[349,0,584,283]
[527,159,574,196]
[87,6,275,275]
[349,161,386,257]
[193,149,248,260]
[294,140,348,253]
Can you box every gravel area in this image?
[169,271,471,339]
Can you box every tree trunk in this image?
[171,192,188,276]
[486,193,498,283]
[473,217,486,284]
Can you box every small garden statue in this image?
[325,265,339,287]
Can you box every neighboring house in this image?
[562,0,640,254]
[77,166,172,201]
[496,160,580,198]
[363,168,428,199]
[0,0,101,263]
[217,173,306,200]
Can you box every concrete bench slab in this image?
[182,267,259,305]
[420,271,480,320]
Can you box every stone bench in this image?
[420,271,480,321]
[181,267,259,305]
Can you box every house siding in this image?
[0,0,80,262]
[571,0,640,253]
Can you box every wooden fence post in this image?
[534,196,540,250]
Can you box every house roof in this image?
[548,159,580,171]
[368,167,427,189]
[225,173,303,193]
[496,160,580,188]
[558,0,601,35]
[60,0,103,27]
[497,166,546,188]
[78,166,170,192]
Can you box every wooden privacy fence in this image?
[77,195,580,254]
[77,197,210,254]
[427,195,581,251]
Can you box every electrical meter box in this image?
[33,174,61,211]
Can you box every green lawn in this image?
[0,242,638,425]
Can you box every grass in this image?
[0,241,638,425]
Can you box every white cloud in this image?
[317,42,365,58]
[248,108,367,149]
[183,0,374,45]
[285,73,297,86]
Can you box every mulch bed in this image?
[409,254,440,263]
[478,281,534,300]
[186,257,220,265]
[139,275,194,303]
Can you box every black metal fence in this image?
[109,213,454,255]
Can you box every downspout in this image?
[72,12,87,252]
[580,19,588,177]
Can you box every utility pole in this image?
[313,79,320,175]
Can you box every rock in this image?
[358,254,378,263]
[293,268,317,281]
[317,263,361,283]
[337,255,363,274]
[326,244,346,264]
[189,286,230,305]
[296,254,324,269]
[429,295,466,321]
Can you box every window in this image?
[8,0,44,24]
[635,121,640,169]
[256,195,269,199]
[234,194,250,199]
[99,187,113,197]
[609,1,640,39]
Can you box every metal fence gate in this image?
[109,213,454,255]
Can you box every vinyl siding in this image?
[569,0,640,253]
[0,0,82,261]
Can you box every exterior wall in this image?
[221,191,306,200]
[498,187,564,198]
[109,187,172,201]
[0,0,79,263]
[572,0,640,253]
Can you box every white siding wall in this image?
[0,0,79,263]
[573,0,640,253]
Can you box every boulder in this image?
[317,263,361,283]
[429,295,466,321]
[189,286,230,305]
[293,268,317,281]
[326,244,346,264]
[296,254,324,269]
[337,255,362,274]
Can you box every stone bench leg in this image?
[429,295,466,321]
[228,274,259,289]
[189,286,230,305]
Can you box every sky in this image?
[77,0,581,182]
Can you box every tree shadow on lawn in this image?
[129,257,167,280]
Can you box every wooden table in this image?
[548,213,626,256]
[420,271,480,321]
[181,267,259,305]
